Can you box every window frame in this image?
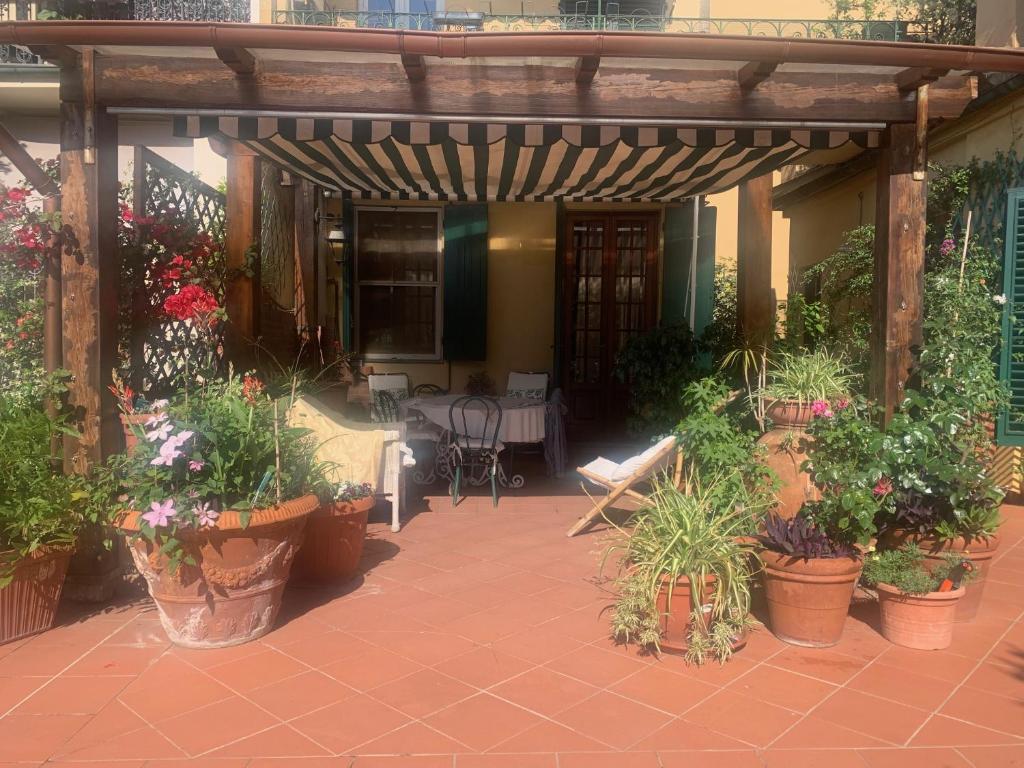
[353,205,445,363]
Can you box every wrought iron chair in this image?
[368,373,412,422]
[371,389,402,423]
[413,383,447,397]
[448,395,503,507]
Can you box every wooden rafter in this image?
[0,120,59,197]
[575,55,600,85]
[401,54,427,82]
[214,46,257,76]
[28,44,78,66]
[896,66,949,92]
[737,61,777,90]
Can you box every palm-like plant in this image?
[763,349,855,405]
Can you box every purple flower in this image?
[188,459,204,472]
[940,238,956,256]
[145,420,174,442]
[194,502,219,528]
[142,499,176,527]
[150,440,183,467]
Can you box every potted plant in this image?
[293,480,375,583]
[109,372,168,455]
[758,397,884,647]
[757,350,854,518]
[0,393,84,644]
[606,475,758,664]
[862,544,973,650]
[112,374,322,649]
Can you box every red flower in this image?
[5,188,27,203]
[17,332,28,341]
[163,285,220,325]
[873,477,893,497]
[4,341,13,350]
[242,374,265,406]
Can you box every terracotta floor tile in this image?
[655,653,758,687]
[553,690,673,749]
[207,648,310,694]
[168,641,267,670]
[142,760,249,767]
[771,714,892,749]
[609,664,718,715]
[357,630,481,666]
[65,643,166,676]
[57,722,187,762]
[14,674,130,714]
[682,688,802,748]
[857,746,973,767]
[290,694,412,754]
[875,646,979,684]
[207,724,331,758]
[544,643,647,688]
[0,713,91,761]
[247,670,357,720]
[726,663,836,713]
[558,751,660,767]
[488,625,585,665]
[321,647,424,691]
[632,717,753,751]
[760,748,868,768]
[958,744,1024,766]
[0,642,85,676]
[533,607,610,643]
[156,695,280,756]
[370,668,475,718]
[0,675,46,713]
[354,721,470,754]
[489,720,610,753]
[118,655,235,723]
[352,756,454,768]
[455,754,556,768]
[657,751,763,768]
[487,666,598,717]
[424,693,544,752]
[766,646,869,685]
[908,715,1024,747]
[940,686,1024,737]
[432,646,533,689]
[963,660,1024,699]
[392,596,483,628]
[271,630,375,666]
[847,661,961,711]
[437,610,527,644]
[813,687,931,746]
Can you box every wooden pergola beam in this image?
[575,55,600,85]
[214,46,257,76]
[0,120,59,197]
[737,61,777,90]
[28,44,79,67]
[401,53,426,82]
[93,56,978,123]
[896,66,949,92]
[736,173,775,344]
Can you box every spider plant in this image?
[604,473,758,662]
[762,349,855,405]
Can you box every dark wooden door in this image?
[561,212,659,439]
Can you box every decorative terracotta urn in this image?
[875,583,964,650]
[0,545,74,645]
[877,529,1000,622]
[118,495,317,649]
[293,496,373,583]
[757,401,819,519]
[760,550,862,647]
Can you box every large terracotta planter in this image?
[876,582,964,650]
[118,495,317,649]
[293,496,373,583]
[0,545,74,645]
[878,529,1000,622]
[119,413,152,455]
[758,401,819,520]
[760,549,862,647]
[656,575,716,654]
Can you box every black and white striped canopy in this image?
[176,116,880,203]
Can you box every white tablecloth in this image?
[403,395,546,444]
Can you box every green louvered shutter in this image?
[443,204,488,361]
[998,188,1024,445]
[662,204,695,327]
[694,204,717,340]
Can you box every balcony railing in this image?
[272,10,918,40]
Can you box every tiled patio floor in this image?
[2,476,1023,767]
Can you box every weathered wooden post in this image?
[736,172,776,345]
[223,145,262,366]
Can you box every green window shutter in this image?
[341,198,354,352]
[998,188,1024,445]
[694,204,717,340]
[443,204,488,361]
[662,203,695,327]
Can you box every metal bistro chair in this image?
[448,395,503,508]
[413,383,447,397]
[371,388,402,423]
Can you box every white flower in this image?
[994,294,1008,305]
[150,399,169,410]
[145,421,174,442]
[144,411,168,428]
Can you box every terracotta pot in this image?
[758,400,819,519]
[875,582,965,650]
[0,545,74,645]
[118,495,317,649]
[656,575,716,654]
[760,549,862,647]
[877,529,1000,622]
[119,412,152,455]
[293,496,373,583]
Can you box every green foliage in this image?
[862,544,975,595]
[700,266,741,369]
[613,324,704,435]
[763,349,856,405]
[828,0,976,44]
[605,476,757,661]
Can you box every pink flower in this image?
[835,398,850,411]
[142,499,176,527]
[150,440,183,467]
[145,411,167,427]
[168,430,194,448]
[940,238,956,256]
[810,399,833,419]
[188,459,204,472]
[145,420,174,442]
[194,502,219,528]
[873,477,894,497]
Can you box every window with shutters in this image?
[998,188,1024,445]
[354,207,443,361]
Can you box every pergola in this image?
[3,20,1024,468]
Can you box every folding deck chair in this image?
[566,435,683,537]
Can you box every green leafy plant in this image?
[700,266,741,369]
[613,324,704,435]
[763,349,856,406]
[862,544,975,595]
[605,475,758,663]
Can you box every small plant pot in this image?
[878,529,1000,622]
[119,413,153,455]
[657,575,739,655]
[118,495,317,649]
[757,400,819,520]
[293,496,373,583]
[760,550,862,647]
[0,545,74,645]
[875,582,965,650]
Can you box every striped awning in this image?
[176,116,880,203]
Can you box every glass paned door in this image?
[562,212,658,437]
